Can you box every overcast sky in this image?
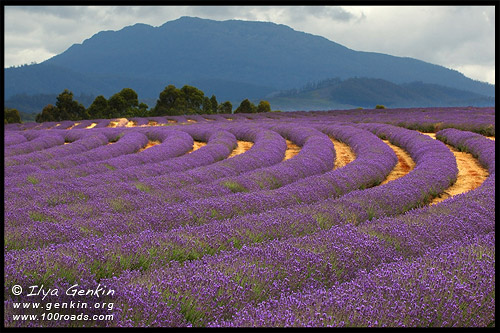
[4,5,495,84]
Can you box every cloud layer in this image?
[4,5,495,84]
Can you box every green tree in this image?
[137,102,150,117]
[202,97,213,114]
[154,85,181,116]
[36,104,58,123]
[4,108,22,124]
[55,89,87,120]
[87,95,109,119]
[256,100,271,113]
[234,99,256,113]
[119,88,139,109]
[180,85,204,114]
[154,84,207,116]
[108,94,127,118]
[124,102,150,118]
[210,95,218,114]
[218,101,232,114]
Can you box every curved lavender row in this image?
[128,117,150,126]
[186,114,209,122]
[52,120,75,130]
[47,121,67,129]
[4,131,149,185]
[21,129,60,141]
[8,123,331,223]
[169,115,188,123]
[16,122,40,131]
[76,128,193,171]
[6,153,492,327]
[66,128,233,185]
[139,125,287,190]
[3,126,281,213]
[4,132,66,157]
[71,120,94,129]
[159,124,335,203]
[202,114,230,122]
[4,123,23,131]
[5,170,494,327]
[93,119,111,128]
[9,123,328,226]
[146,116,170,125]
[106,168,496,326]
[132,123,394,223]
[5,128,114,167]
[223,233,495,327]
[4,134,110,176]
[4,132,28,146]
[3,129,231,210]
[436,128,495,173]
[3,123,455,273]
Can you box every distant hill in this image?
[4,16,494,113]
[268,78,495,111]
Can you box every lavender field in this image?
[4,106,495,327]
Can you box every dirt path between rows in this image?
[187,141,207,154]
[420,132,489,205]
[284,140,301,160]
[228,141,254,158]
[137,140,161,153]
[330,138,356,169]
[380,140,416,185]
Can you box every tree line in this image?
[14,85,272,123]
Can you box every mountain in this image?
[4,16,494,112]
[268,78,495,111]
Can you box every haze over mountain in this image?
[4,16,494,113]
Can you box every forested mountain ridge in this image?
[5,16,494,112]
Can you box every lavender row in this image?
[4,130,150,188]
[6,127,178,172]
[223,233,495,327]
[5,133,110,172]
[306,107,494,135]
[4,132,28,146]
[3,128,231,213]
[4,123,458,273]
[1,123,392,269]
[4,123,330,233]
[436,128,495,173]
[149,177,495,326]
[3,123,455,249]
[6,143,493,326]
[137,123,394,219]
[3,125,282,211]
[30,123,336,220]
[4,132,66,157]
[2,117,494,324]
